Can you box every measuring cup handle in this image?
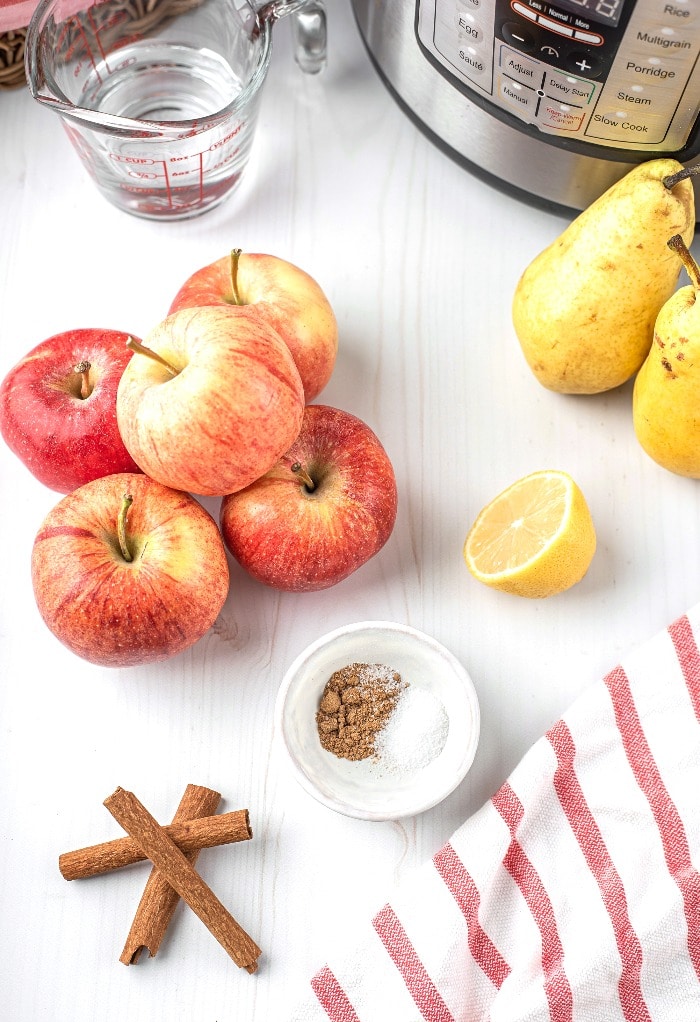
[259,0,327,74]
[292,1,326,74]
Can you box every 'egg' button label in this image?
[456,12,484,44]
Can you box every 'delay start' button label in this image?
[543,69,597,104]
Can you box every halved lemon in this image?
[463,470,596,598]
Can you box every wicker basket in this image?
[0,0,206,90]
[0,28,26,89]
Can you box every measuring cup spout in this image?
[257,0,327,74]
[24,3,165,136]
[24,0,325,220]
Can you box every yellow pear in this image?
[633,235,700,477]
[512,159,696,394]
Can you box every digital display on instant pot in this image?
[550,0,624,27]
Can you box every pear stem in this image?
[73,360,92,399]
[117,494,134,562]
[290,461,316,491]
[126,336,179,378]
[663,165,700,191]
[228,248,243,306]
[668,234,700,291]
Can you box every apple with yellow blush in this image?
[168,249,338,402]
[31,472,230,667]
[116,305,305,497]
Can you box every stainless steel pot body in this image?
[351,0,700,213]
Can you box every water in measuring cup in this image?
[71,41,260,219]
[84,41,242,120]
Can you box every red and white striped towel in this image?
[291,608,700,1021]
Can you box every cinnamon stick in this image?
[120,784,221,965]
[104,786,262,973]
[59,808,252,881]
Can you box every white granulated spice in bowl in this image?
[274,621,480,821]
[374,686,450,773]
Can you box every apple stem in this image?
[229,248,243,306]
[668,234,700,291]
[118,493,134,562]
[663,164,700,191]
[126,336,179,378]
[73,361,92,399]
[291,461,316,491]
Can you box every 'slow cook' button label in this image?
[585,109,668,142]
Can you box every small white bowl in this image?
[274,621,480,821]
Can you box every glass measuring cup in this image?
[25,0,326,220]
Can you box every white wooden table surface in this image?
[2,2,700,1018]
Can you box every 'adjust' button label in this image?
[499,45,542,87]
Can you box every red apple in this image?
[31,472,230,667]
[168,249,338,402]
[0,328,141,493]
[116,305,305,497]
[219,404,398,592]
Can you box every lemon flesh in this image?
[464,470,596,598]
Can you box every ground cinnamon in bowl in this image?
[315,662,406,762]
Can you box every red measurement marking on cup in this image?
[108,146,236,211]
[119,161,174,206]
[86,5,110,70]
[64,16,103,85]
[163,160,173,208]
[109,155,157,166]
[56,19,75,55]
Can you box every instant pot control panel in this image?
[416,0,700,152]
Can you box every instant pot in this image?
[350,0,700,213]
